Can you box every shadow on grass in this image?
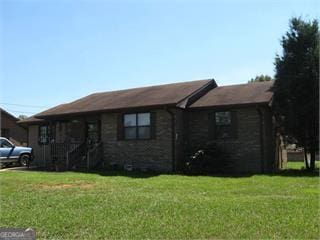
[266,168,319,177]
[174,169,319,178]
[88,169,162,178]
[4,166,319,178]
[5,166,162,179]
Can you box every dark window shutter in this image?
[231,110,238,139]
[38,125,41,144]
[117,113,124,140]
[208,112,215,140]
[150,112,156,139]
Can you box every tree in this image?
[18,115,28,120]
[272,17,319,170]
[248,74,273,83]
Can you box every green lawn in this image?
[286,160,319,170]
[0,165,319,239]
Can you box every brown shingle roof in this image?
[18,115,46,125]
[190,81,273,108]
[34,79,214,118]
[18,104,68,124]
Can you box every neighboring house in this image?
[0,108,28,145]
[286,144,319,162]
[19,79,287,173]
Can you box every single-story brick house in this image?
[19,79,287,173]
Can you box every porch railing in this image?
[86,142,103,169]
[51,143,79,164]
[67,142,87,170]
[50,142,103,170]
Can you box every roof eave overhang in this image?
[188,101,271,111]
[18,120,47,126]
[35,103,179,120]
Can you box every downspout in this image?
[166,108,176,172]
[26,125,29,146]
[257,107,265,173]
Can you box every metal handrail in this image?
[86,142,103,169]
[66,142,86,170]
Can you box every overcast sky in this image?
[1,0,319,116]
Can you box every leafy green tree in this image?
[272,17,319,170]
[248,74,273,83]
[18,115,28,120]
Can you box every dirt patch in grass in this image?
[36,183,95,190]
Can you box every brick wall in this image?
[187,107,276,173]
[28,125,50,167]
[101,109,173,172]
[26,106,280,173]
[1,112,27,145]
[261,107,277,172]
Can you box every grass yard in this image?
[286,161,320,170]
[0,163,319,239]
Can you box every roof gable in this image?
[190,81,273,108]
[0,108,19,121]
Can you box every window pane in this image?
[138,126,150,139]
[124,127,137,139]
[1,140,12,148]
[138,113,150,126]
[87,123,98,131]
[39,126,49,143]
[40,126,47,134]
[124,114,136,127]
[215,112,231,125]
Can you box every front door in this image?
[86,120,101,145]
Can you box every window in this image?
[214,111,233,139]
[68,120,84,143]
[124,113,151,140]
[0,139,13,148]
[39,125,49,144]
